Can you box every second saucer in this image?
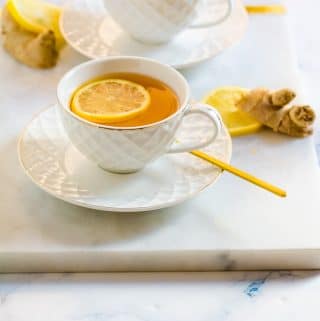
[60,0,248,68]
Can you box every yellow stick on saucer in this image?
[246,5,286,14]
[190,149,287,198]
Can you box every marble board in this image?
[1,6,320,272]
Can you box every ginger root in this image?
[237,88,316,137]
[1,7,58,68]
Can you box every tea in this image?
[70,72,179,127]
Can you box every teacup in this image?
[103,0,233,44]
[57,57,222,173]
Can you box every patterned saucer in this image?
[18,106,232,212]
[60,0,248,69]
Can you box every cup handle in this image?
[190,0,233,28]
[167,103,222,154]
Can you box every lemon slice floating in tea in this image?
[6,0,64,46]
[203,86,263,136]
[71,79,151,124]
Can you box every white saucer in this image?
[18,106,232,212]
[60,0,248,69]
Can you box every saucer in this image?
[60,0,248,69]
[18,106,232,212]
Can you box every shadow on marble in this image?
[15,181,190,248]
[22,186,188,246]
[233,128,296,146]
[0,133,190,248]
[15,176,190,248]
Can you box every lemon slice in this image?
[203,86,262,136]
[71,79,151,124]
[6,0,64,44]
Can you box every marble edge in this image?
[2,249,320,272]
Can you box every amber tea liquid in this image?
[73,72,179,127]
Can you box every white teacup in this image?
[103,0,233,44]
[57,57,222,173]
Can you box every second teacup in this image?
[103,0,232,44]
[57,57,222,173]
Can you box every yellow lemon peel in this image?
[203,86,262,136]
[6,0,64,45]
[71,79,151,124]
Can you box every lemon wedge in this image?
[203,86,262,136]
[71,79,151,124]
[6,0,64,44]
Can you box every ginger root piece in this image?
[1,7,58,68]
[237,88,316,137]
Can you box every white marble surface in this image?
[1,0,320,319]
[1,0,320,272]
[1,271,320,320]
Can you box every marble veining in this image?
[244,272,271,297]
[0,271,320,320]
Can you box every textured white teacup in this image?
[104,0,233,44]
[57,57,222,173]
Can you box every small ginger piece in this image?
[1,7,58,68]
[237,88,316,137]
